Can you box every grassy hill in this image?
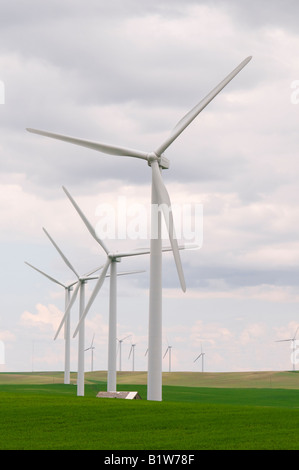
[1,369,299,389]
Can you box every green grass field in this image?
[0,370,299,450]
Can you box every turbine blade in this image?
[67,280,79,289]
[43,227,80,279]
[163,347,169,359]
[80,269,145,281]
[113,245,196,257]
[294,326,299,340]
[115,269,145,277]
[24,262,66,288]
[26,128,149,160]
[73,258,111,338]
[155,56,252,155]
[151,161,186,292]
[131,243,198,253]
[54,282,80,340]
[194,353,202,362]
[113,249,151,257]
[121,334,132,342]
[62,186,109,255]
[83,265,104,277]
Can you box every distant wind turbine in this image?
[24,260,78,384]
[194,345,205,373]
[27,55,252,400]
[128,343,136,372]
[163,344,172,373]
[276,326,299,372]
[117,335,131,371]
[42,227,103,396]
[85,333,95,372]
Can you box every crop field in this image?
[0,370,299,450]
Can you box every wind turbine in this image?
[85,333,95,372]
[24,260,78,384]
[128,342,136,372]
[41,226,105,396]
[194,345,205,373]
[27,55,252,400]
[61,185,185,392]
[163,344,172,373]
[276,326,299,372]
[117,334,131,372]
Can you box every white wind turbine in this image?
[194,344,205,373]
[27,56,252,400]
[128,342,137,372]
[24,260,78,384]
[275,326,299,372]
[41,227,103,396]
[85,333,95,372]
[117,334,131,372]
[163,344,173,373]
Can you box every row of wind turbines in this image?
[83,335,206,374]
[87,326,299,375]
[25,55,252,400]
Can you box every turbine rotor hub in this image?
[147,152,170,170]
[109,253,121,262]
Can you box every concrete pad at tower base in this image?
[96,391,141,400]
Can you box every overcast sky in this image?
[1,0,299,374]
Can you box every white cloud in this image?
[0,330,16,342]
[239,323,266,345]
[20,303,62,332]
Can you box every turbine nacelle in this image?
[108,254,122,262]
[147,152,170,170]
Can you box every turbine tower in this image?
[27,56,252,400]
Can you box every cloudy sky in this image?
[1,0,299,374]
